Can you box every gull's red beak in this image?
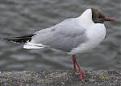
[104,16,116,22]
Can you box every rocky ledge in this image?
[0,70,121,86]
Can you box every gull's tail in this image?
[2,34,45,49]
[3,34,34,43]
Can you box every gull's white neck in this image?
[77,9,94,28]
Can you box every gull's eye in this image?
[98,14,105,19]
[98,15,102,18]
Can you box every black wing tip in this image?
[3,34,34,43]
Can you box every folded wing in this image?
[25,18,88,52]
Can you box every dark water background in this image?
[0,0,121,71]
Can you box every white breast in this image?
[86,24,106,48]
[70,23,106,54]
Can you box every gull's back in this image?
[27,18,88,52]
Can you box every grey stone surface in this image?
[0,70,121,86]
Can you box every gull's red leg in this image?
[72,54,77,71]
[76,61,85,80]
[72,54,85,80]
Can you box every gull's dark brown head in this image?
[91,8,115,23]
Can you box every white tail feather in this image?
[23,42,45,49]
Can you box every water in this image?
[0,0,121,71]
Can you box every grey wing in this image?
[31,18,88,52]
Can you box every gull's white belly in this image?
[70,24,106,54]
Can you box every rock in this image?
[0,70,121,86]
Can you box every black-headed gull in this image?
[6,8,115,80]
